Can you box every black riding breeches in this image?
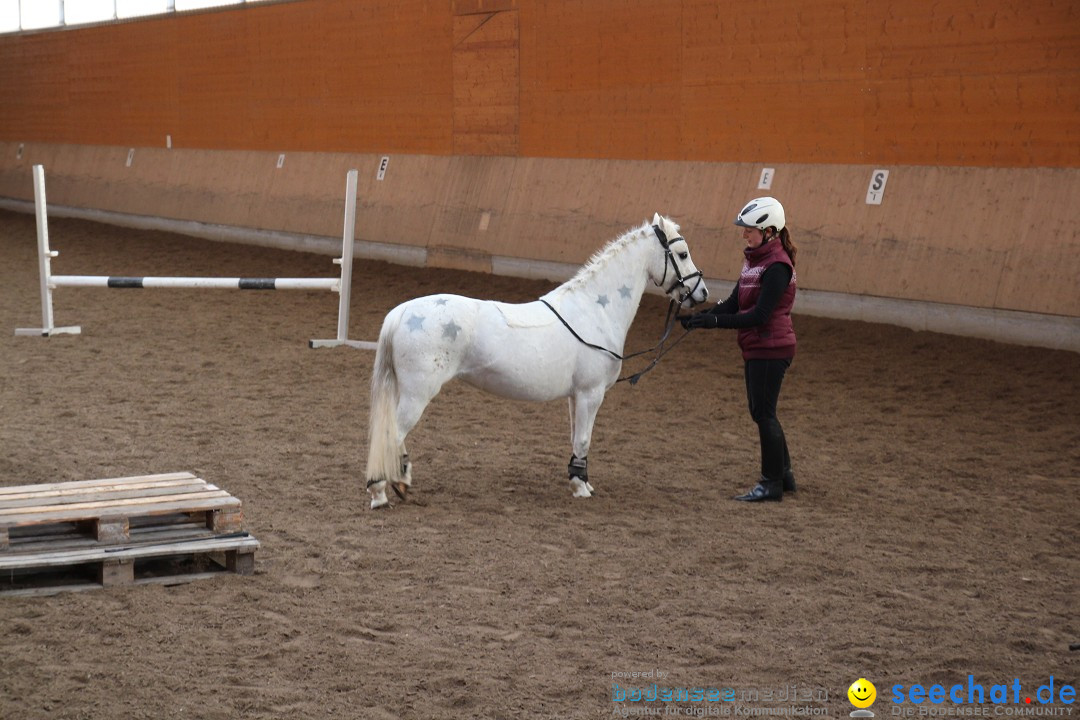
[744,358,792,482]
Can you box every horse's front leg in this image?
[567,388,605,498]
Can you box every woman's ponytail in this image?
[778,227,797,266]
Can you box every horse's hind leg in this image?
[387,373,444,502]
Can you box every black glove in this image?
[680,312,719,330]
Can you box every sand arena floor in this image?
[1,210,1077,719]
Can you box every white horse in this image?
[365,213,709,509]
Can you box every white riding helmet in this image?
[734,197,785,231]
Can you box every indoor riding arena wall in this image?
[2,4,1080,718]
[0,0,1077,350]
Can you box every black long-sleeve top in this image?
[706,263,793,328]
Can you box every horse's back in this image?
[490,300,559,329]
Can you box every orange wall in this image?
[0,1,454,154]
[0,0,1077,168]
[519,0,1080,166]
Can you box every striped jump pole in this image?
[15,165,376,350]
[48,276,340,290]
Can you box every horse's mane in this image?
[561,218,674,292]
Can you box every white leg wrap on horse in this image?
[568,455,592,497]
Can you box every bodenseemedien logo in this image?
[849,678,878,718]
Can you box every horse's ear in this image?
[652,212,662,227]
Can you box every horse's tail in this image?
[366,308,404,486]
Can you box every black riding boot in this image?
[735,417,785,502]
[781,439,796,493]
[734,475,783,502]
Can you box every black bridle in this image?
[652,224,705,303]
[540,225,704,385]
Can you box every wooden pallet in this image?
[0,472,259,596]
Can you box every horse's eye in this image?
[678,252,689,260]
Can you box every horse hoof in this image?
[570,478,593,498]
[391,482,410,501]
[368,481,390,509]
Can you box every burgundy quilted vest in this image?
[736,240,797,360]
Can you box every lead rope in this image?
[540,298,691,385]
[617,301,695,385]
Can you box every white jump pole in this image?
[14,164,80,337]
[310,169,376,349]
[14,165,377,349]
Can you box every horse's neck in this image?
[548,227,655,347]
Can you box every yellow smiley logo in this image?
[848,678,877,709]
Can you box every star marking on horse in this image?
[442,320,462,340]
[406,314,425,332]
[434,298,448,306]
[618,285,632,299]
[596,294,610,308]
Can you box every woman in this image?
[680,196,798,502]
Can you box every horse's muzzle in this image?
[678,275,709,307]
